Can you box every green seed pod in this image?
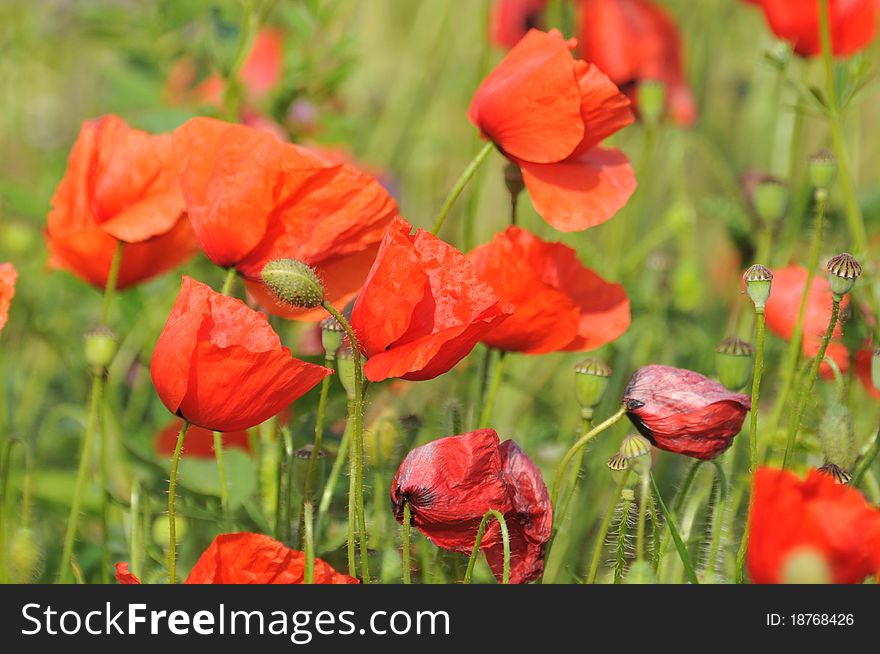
[637,80,666,128]
[607,452,628,472]
[503,162,525,199]
[320,316,345,358]
[752,178,788,224]
[574,359,612,417]
[7,527,44,583]
[817,462,852,486]
[84,325,118,369]
[743,264,773,312]
[818,403,855,470]
[260,259,325,308]
[781,549,831,584]
[619,433,652,477]
[152,516,188,549]
[623,559,658,584]
[714,337,755,390]
[826,252,861,300]
[871,349,880,392]
[809,149,838,189]
[364,414,401,469]
[336,346,356,398]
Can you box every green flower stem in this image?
[167,420,189,584]
[299,353,333,549]
[585,469,631,584]
[316,419,351,537]
[650,473,698,584]
[0,438,28,582]
[213,431,230,530]
[98,371,110,584]
[853,425,880,487]
[554,415,593,540]
[463,509,510,584]
[706,461,728,576]
[782,298,841,469]
[431,141,494,235]
[101,242,123,325]
[510,192,519,226]
[220,267,238,297]
[635,473,650,562]
[346,399,358,577]
[303,501,315,584]
[657,460,703,570]
[402,501,411,584]
[320,301,369,583]
[222,0,259,121]
[550,406,626,509]
[478,350,506,428]
[130,480,143,579]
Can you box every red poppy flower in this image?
[468,226,630,353]
[469,29,636,232]
[391,430,551,584]
[490,0,547,48]
[116,532,358,584]
[351,217,512,382]
[623,364,751,460]
[744,0,878,58]
[763,265,850,379]
[748,467,880,584]
[46,115,197,290]
[0,263,17,334]
[172,117,398,320]
[154,420,251,458]
[150,276,331,432]
[855,346,880,399]
[577,0,697,126]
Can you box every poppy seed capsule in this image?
[336,346,356,398]
[320,316,345,357]
[619,433,652,476]
[752,178,788,224]
[637,79,666,127]
[817,462,852,486]
[809,149,838,189]
[84,325,118,369]
[743,264,773,312]
[503,162,525,199]
[826,253,861,299]
[714,337,755,391]
[574,358,612,414]
[260,259,325,309]
[607,451,628,471]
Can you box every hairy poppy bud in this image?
[781,549,831,584]
[623,365,751,460]
[84,325,118,369]
[503,162,525,199]
[260,258,325,309]
[809,149,838,190]
[818,403,854,470]
[826,252,861,300]
[637,80,666,128]
[320,316,345,357]
[743,264,773,312]
[817,462,852,486]
[752,178,788,224]
[336,346,356,398]
[574,358,612,417]
[714,337,755,391]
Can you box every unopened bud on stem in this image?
[714,337,755,391]
[261,259,325,308]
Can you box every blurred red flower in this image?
[390,430,551,584]
[351,217,512,382]
[116,532,358,584]
[46,115,197,290]
[0,263,17,334]
[855,346,880,398]
[748,467,880,583]
[744,0,878,57]
[150,276,331,432]
[489,0,547,48]
[469,227,630,353]
[172,117,398,320]
[763,265,850,379]
[577,0,697,126]
[623,364,751,459]
[154,419,251,458]
[469,29,636,232]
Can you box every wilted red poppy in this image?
[763,265,850,379]
[116,532,358,584]
[46,115,197,290]
[744,0,878,57]
[154,420,251,458]
[469,29,636,232]
[172,117,398,320]
[623,364,751,460]
[490,0,547,48]
[469,226,630,353]
[577,0,697,126]
[391,430,551,584]
[748,467,880,584]
[0,263,17,334]
[150,276,332,432]
[351,217,512,382]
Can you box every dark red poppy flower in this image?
[0,263,17,334]
[391,430,551,584]
[154,420,251,458]
[172,117,398,320]
[150,276,332,432]
[748,467,880,584]
[744,0,878,57]
[490,0,547,48]
[623,364,751,460]
[468,226,630,353]
[469,29,636,232]
[351,217,512,382]
[763,265,850,379]
[46,115,197,290]
[116,532,358,584]
[577,0,697,126]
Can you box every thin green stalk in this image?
[101,242,124,325]
[220,267,238,297]
[657,460,703,569]
[346,397,358,577]
[635,474,650,562]
[167,420,189,584]
[0,439,28,582]
[402,501,411,584]
[463,509,510,584]
[213,431,230,529]
[585,470,631,584]
[299,355,332,549]
[478,350,506,428]
[316,419,351,536]
[303,501,315,584]
[782,298,841,469]
[852,426,880,487]
[130,480,143,579]
[431,141,494,235]
[510,193,518,226]
[222,0,259,121]
[706,461,728,576]
[650,474,699,584]
[98,372,109,584]
[554,415,593,538]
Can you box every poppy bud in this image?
[623,559,658,584]
[152,516,188,549]
[84,325,118,369]
[826,252,861,300]
[752,178,788,224]
[818,403,854,470]
[623,365,751,460]
[364,414,400,469]
[336,346,356,398]
[637,80,666,128]
[619,433,652,476]
[260,258,325,309]
[574,358,612,417]
[714,337,755,391]
[872,348,880,392]
[817,462,852,486]
[7,527,44,583]
[320,316,345,358]
[780,549,831,584]
[808,149,838,190]
[743,264,773,312]
[503,162,525,199]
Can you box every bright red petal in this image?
[154,420,251,458]
[115,562,142,584]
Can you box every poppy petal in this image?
[115,563,142,584]
[0,263,17,334]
